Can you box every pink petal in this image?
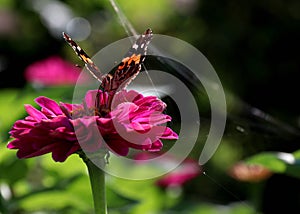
[84,90,98,108]
[51,142,81,162]
[105,135,129,156]
[35,96,63,116]
[148,140,163,152]
[16,143,58,159]
[24,104,47,121]
[160,127,179,139]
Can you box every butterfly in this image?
[63,29,153,115]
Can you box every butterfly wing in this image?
[63,32,103,82]
[101,29,153,92]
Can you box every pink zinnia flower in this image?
[24,56,87,86]
[157,158,201,187]
[8,90,178,162]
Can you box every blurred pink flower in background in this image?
[156,158,201,187]
[135,153,201,187]
[8,90,178,162]
[24,56,88,86]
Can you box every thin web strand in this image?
[107,0,160,98]
[203,171,252,209]
[108,0,137,39]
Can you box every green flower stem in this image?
[85,157,107,214]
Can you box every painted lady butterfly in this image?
[63,29,153,115]
[63,29,153,89]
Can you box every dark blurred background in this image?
[1,0,299,123]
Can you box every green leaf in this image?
[0,143,29,185]
[107,176,165,214]
[11,174,88,213]
[245,152,287,173]
[245,151,300,179]
[106,186,138,209]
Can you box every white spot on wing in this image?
[132,44,138,50]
